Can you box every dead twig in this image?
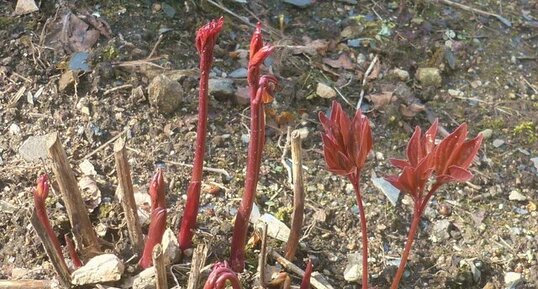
[285,130,305,261]
[84,127,130,159]
[357,55,379,110]
[0,280,52,289]
[153,244,168,289]
[103,84,133,96]
[148,34,165,59]
[166,160,231,180]
[258,223,268,288]
[434,0,512,27]
[47,132,101,255]
[114,137,144,253]
[186,244,208,289]
[271,250,334,289]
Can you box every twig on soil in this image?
[285,130,305,261]
[279,126,293,185]
[186,244,208,289]
[433,0,512,27]
[30,210,71,288]
[112,57,165,69]
[270,250,334,289]
[153,244,168,289]
[114,137,144,253]
[356,54,379,110]
[148,34,165,59]
[47,132,101,255]
[166,161,231,180]
[84,127,130,159]
[258,222,268,288]
[103,84,133,96]
[0,280,52,289]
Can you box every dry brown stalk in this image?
[46,132,100,255]
[0,280,52,289]
[285,130,305,261]
[186,244,208,289]
[114,137,144,253]
[30,210,71,288]
[152,244,168,289]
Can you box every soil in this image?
[0,0,537,288]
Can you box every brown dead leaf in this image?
[289,39,329,56]
[61,13,112,52]
[366,60,381,81]
[323,53,354,70]
[367,90,395,109]
[400,102,425,118]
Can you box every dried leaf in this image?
[367,90,395,109]
[323,53,354,70]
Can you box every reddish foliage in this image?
[64,234,82,269]
[300,260,313,289]
[203,261,241,289]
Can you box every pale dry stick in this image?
[103,84,133,96]
[166,160,232,180]
[356,54,379,110]
[258,222,268,288]
[114,137,144,253]
[285,130,305,261]
[0,280,52,289]
[186,244,208,289]
[271,250,334,289]
[30,210,71,288]
[279,126,293,185]
[148,34,165,59]
[84,127,130,159]
[47,132,101,254]
[434,0,512,27]
[153,244,168,289]
[333,86,354,109]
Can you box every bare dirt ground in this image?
[0,0,537,288]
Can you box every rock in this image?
[13,0,39,16]
[372,177,399,206]
[8,123,21,135]
[492,139,505,148]
[19,134,50,162]
[132,267,156,289]
[59,70,77,92]
[448,89,464,97]
[208,78,235,100]
[343,252,362,282]
[509,190,527,201]
[480,129,493,139]
[257,213,290,242]
[530,157,538,171]
[234,86,250,105]
[504,272,523,289]
[416,67,442,87]
[229,68,247,78]
[390,68,410,81]
[431,219,451,243]
[148,74,183,114]
[71,254,124,285]
[316,82,336,99]
[161,228,180,265]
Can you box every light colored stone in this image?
[132,267,156,289]
[148,74,183,114]
[71,254,124,285]
[430,219,451,243]
[480,129,493,139]
[343,252,362,282]
[256,213,290,242]
[391,68,410,81]
[13,0,39,16]
[208,78,234,100]
[372,177,399,206]
[509,190,527,201]
[504,272,523,289]
[18,134,50,162]
[492,139,505,148]
[161,228,180,265]
[416,67,442,87]
[59,70,77,92]
[316,82,336,99]
[9,123,21,135]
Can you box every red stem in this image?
[300,259,313,289]
[229,96,263,272]
[390,182,442,289]
[350,173,368,289]
[64,234,82,269]
[177,39,213,251]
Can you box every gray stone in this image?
[480,129,493,139]
[229,68,248,78]
[416,67,442,87]
[161,228,180,265]
[208,78,235,100]
[493,139,505,148]
[71,254,124,285]
[504,272,523,289]
[19,134,51,162]
[431,219,451,243]
[390,68,410,81]
[316,82,336,99]
[530,157,538,171]
[508,190,527,201]
[148,74,183,114]
[343,252,362,282]
[132,267,156,289]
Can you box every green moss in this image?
[513,121,538,144]
[275,206,293,223]
[102,45,120,61]
[98,203,114,219]
[0,17,13,27]
[479,117,505,130]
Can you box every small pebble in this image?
[509,190,527,201]
[480,129,493,139]
[492,139,505,148]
